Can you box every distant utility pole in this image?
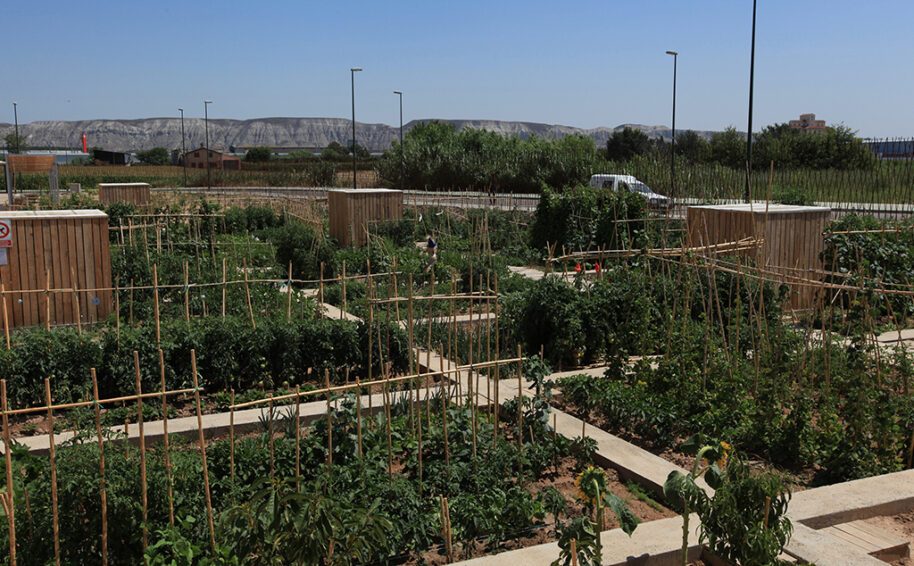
[745,0,757,203]
[666,50,678,200]
[204,100,213,191]
[179,108,187,187]
[13,102,20,153]
[351,67,362,189]
[393,90,404,191]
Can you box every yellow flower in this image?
[720,441,732,451]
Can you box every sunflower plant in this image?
[553,466,639,566]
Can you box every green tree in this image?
[674,130,709,163]
[708,127,745,169]
[3,132,28,154]
[244,146,272,162]
[321,141,349,161]
[605,127,652,161]
[135,147,171,165]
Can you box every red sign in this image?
[0,219,11,247]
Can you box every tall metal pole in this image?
[12,103,20,154]
[666,51,678,200]
[394,91,403,191]
[745,0,757,203]
[351,68,362,189]
[179,108,187,188]
[204,100,213,192]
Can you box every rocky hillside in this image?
[0,117,718,153]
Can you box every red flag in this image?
[81,133,87,153]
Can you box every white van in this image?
[589,174,670,211]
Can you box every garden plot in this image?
[2,189,914,565]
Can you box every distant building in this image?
[182,145,241,171]
[863,139,914,160]
[93,149,131,165]
[788,113,827,134]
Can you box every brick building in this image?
[788,113,827,134]
[182,145,241,171]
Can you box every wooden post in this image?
[159,348,174,528]
[190,350,217,554]
[133,351,148,552]
[90,370,107,566]
[153,264,161,344]
[44,379,61,565]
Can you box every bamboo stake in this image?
[114,276,120,349]
[295,386,301,485]
[1,285,9,350]
[0,380,14,565]
[183,261,190,328]
[44,270,51,330]
[326,369,333,474]
[229,389,235,501]
[384,371,393,479]
[42,379,61,565]
[190,350,217,554]
[153,264,161,344]
[355,376,363,458]
[517,345,523,479]
[286,261,293,320]
[221,258,227,319]
[90,370,107,566]
[341,260,347,319]
[319,262,324,319]
[268,396,275,480]
[159,348,174,528]
[129,279,134,326]
[133,351,148,552]
[71,267,82,335]
[242,259,256,329]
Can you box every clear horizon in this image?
[6,0,913,138]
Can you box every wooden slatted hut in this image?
[0,209,113,329]
[328,189,403,246]
[687,203,831,309]
[98,182,151,206]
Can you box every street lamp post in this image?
[393,91,403,191]
[12,102,20,154]
[745,0,757,203]
[204,100,213,191]
[179,108,187,187]
[351,67,362,189]
[665,51,678,200]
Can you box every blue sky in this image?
[5,0,913,137]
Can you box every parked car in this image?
[589,174,670,212]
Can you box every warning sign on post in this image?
[0,219,11,247]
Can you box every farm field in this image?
[0,184,913,565]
